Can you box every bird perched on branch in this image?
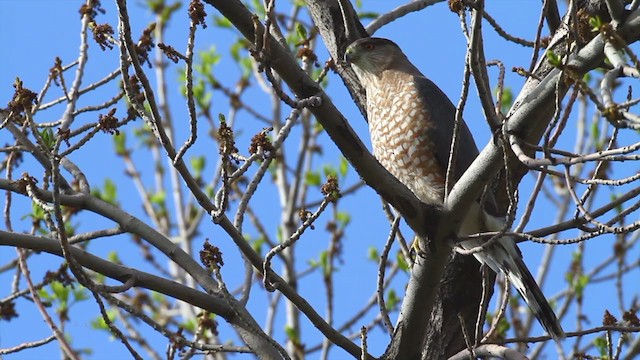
[344,37,565,341]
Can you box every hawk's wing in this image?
[413,75,480,187]
[413,77,565,340]
[413,75,506,216]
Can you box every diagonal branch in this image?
[201,0,437,237]
[0,179,283,359]
[204,0,640,359]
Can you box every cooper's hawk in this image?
[344,37,565,341]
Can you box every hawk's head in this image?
[344,37,420,88]
[344,37,405,79]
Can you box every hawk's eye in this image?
[363,43,375,50]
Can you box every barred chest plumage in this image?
[365,77,445,205]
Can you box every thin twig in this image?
[377,216,400,335]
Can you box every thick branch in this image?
[204,1,640,359]
[0,180,282,359]
[200,1,436,237]
[0,230,235,319]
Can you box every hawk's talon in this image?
[410,236,430,259]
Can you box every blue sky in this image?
[1,0,638,359]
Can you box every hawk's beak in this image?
[344,47,355,64]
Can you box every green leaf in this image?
[39,128,55,150]
[190,156,206,178]
[182,318,197,333]
[336,211,351,228]
[545,50,562,67]
[284,325,299,342]
[191,78,207,101]
[150,190,166,205]
[313,67,329,87]
[357,12,379,19]
[397,252,409,272]
[133,123,155,146]
[591,120,603,150]
[30,202,46,220]
[113,132,127,156]
[485,312,511,336]
[319,250,330,276]
[91,179,118,206]
[591,119,601,140]
[50,281,70,307]
[593,337,608,357]
[104,179,117,203]
[313,120,324,133]
[251,0,266,16]
[589,16,603,32]
[64,221,76,238]
[151,291,165,303]
[339,157,349,178]
[194,46,220,84]
[160,2,182,23]
[95,273,105,284]
[200,46,221,66]
[239,57,253,77]
[213,16,232,28]
[73,286,89,302]
[386,289,399,310]
[573,274,590,296]
[146,0,163,13]
[230,39,246,62]
[179,68,187,85]
[367,246,379,261]
[38,288,52,300]
[496,87,513,114]
[322,164,337,179]
[108,251,121,264]
[90,309,117,330]
[251,236,265,255]
[305,171,321,186]
[196,91,212,113]
[295,22,307,40]
[286,30,302,48]
[571,251,583,263]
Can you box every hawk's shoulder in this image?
[411,75,481,186]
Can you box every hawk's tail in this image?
[461,204,565,341]
[500,247,566,341]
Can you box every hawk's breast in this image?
[367,79,445,205]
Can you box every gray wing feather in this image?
[412,76,565,340]
[412,76,480,185]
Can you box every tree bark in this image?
[306,1,491,358]
[203,0,640,358]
